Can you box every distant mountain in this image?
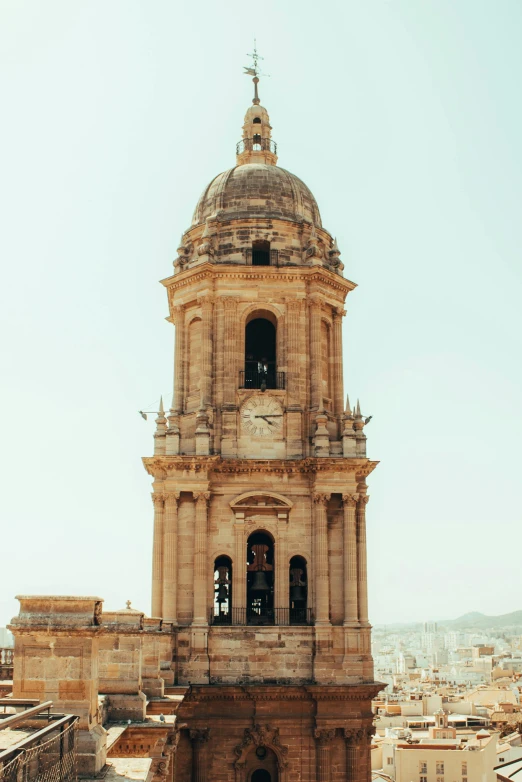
[444,610,522,630]
[374,610,522,632]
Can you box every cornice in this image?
[183,683,382,703]
[161,264,355,298]
[142,456,378,480]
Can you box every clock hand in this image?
[255,415,275,424]
[254,414,283,418]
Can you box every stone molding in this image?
[143,455,378,480]
[342,493,359,507]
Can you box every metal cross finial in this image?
[126,600,131,609]
[244,39,264,105]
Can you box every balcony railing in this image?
[210,607,313,626]
[240,365,285,391]
[236,138,277,155]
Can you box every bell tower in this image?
[143,68,380,781]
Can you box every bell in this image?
[251,571,270,592]
[217,584,228,602]
[290,585,305,603]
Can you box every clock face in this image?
[241,396,284,438]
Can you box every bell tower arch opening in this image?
[244,314,277,389]
[246,530,274,624]
[213,555,232,625]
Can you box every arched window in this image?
[252,239,270,266]
[253,117,262,124]
[213,556,232,625]
[246,531,274,625]
[253,133,262,150]
[289,556,308,624]
[244,317,276,389]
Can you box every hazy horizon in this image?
[1,1,521,627]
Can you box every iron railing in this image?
[0,714,78,782]
[236,138,277,155]
[210,607,313,626]
[239,367,285,391]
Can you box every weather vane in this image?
[244,39,268,105]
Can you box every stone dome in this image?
[191,164,322,228]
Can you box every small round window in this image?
[255,746,267,759]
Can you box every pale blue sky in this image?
[1,1,521,627]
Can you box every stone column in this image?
[357,492,370,626]
[199,295,213,410]
[233,512,246,623]
[162,492,179,623]
[193,492,210,625]
[172,306,184,413]
[222,297,237,408]
[342,493,359,626]
[344,729,362,782]
[286,299,301,408]
[332,308,345,421]
[190,729,210,782]
[275,512,289,622]
[151,493,165,618]
[309,294,323,411]
[313,493,331,626]
[315,728,336,782]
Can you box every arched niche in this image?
[234,725,288,782]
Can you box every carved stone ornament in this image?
[342,493,359,508]
[194,491,211,505]
[234,724,289,771]
[151,493,165,506]
[174,238,194,269]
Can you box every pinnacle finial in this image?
[356,399,361,417]
[244,40,264,105]
[126,600,131,609]
[159,396,164,414]
[345,394,352,416]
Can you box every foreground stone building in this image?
[8,75,380,781]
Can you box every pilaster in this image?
[314,728,336,782]
[342,493,359,627]
[356,490,370,626]
[151,493,165,618]
[309,294,323,412]
[313,493,331,626]
[163,492,180,622]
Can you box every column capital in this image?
[358,494,370,506]
[344,727,364,744]
[172,305,184,322]
[221,296,238,311]
[332,307,347,320]
[189,728,211,743]
[194,491,211,505]
[164,491,180,505]
[314,728,336,745]
[197,293,214,309]
[285,298,302,313]
[308,293,323,310]
[151,493,165,506]
[313,492,330,506]
[342,493,359,507]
